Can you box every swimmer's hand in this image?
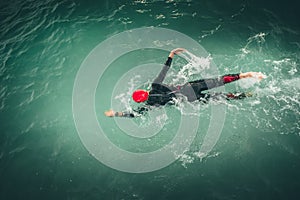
[172,48,186,54]
[105,110,115,117]
[169,48,186,58]
[105,110,124,117]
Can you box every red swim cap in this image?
[132,90,149,103]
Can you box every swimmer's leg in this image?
[225,92,253,100]
[199,92,253,102]
[180,72,264,101]
[188,74,240,93]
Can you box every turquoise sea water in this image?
[1,0,300,199]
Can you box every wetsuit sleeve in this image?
[117,107,149,118]
[153,57,172,84]
[118,111,135,118]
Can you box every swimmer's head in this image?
[132,89,149,103]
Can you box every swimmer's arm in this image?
[153,48,185,84]
[104,110,135,118]
[104,107,149,118]
[152,57,172,84]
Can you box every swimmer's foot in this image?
[240,72,266,81]
[245,92,253,97]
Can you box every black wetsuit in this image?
[122,57,246,117]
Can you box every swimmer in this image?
[105,48,265,117]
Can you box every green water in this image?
[1,0,300,199]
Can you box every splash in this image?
[241,32,268,55]
[171,50,212,85]
[233,55,300,136]
[176,152,195,168]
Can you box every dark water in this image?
[1,0,300,199]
